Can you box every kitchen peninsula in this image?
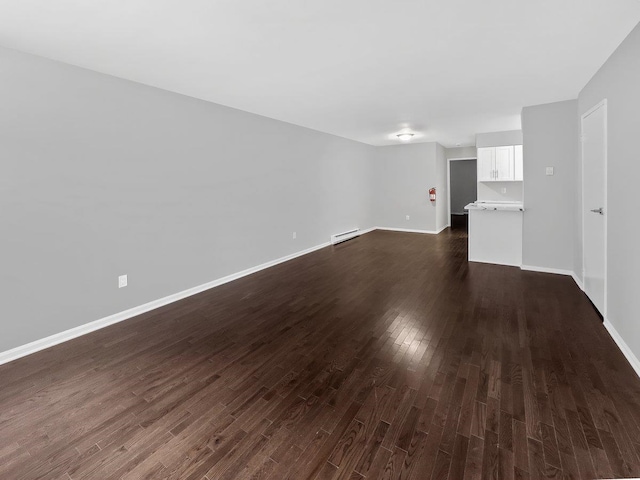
[465,131,524,266]
[465,201,524,266]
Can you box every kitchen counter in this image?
[464,201,524,212]
[464,202,523,266]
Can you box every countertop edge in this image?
[464,203,525,212]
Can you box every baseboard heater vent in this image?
[331,228,360,245]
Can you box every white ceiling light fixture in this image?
[396,133,415,142]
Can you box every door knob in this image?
[590,207,604,215]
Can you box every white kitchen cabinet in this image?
[477,145,523,181]
[495,146,513,181]
[477,147,495,182]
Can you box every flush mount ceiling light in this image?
[396,133,414,141]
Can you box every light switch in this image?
[546,167,554,176]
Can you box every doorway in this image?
[581,100,607,317]
[448,158,477,230]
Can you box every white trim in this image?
[520,265,575,276]
[519,266,585,291]
[446,156,477,220]
[571,272,584,291]
[357,227,376,236]
[603,320,640,379]
[582,99,608,120]
[376,226,446,235]
[581,99,608,318]
[0,228,385,366]
[469,258,521,268]
[0,239,337,366]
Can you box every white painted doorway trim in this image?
[447,156,477,226]
[581,98,608,318]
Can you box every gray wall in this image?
[578,22,640,359]
[476,130,523,148]
[521,100,578,271]
[445,146,476,159]
[0,46,375,352]
[450,160,477,214]
[477,181,523,203]
[372,143,439,232]
[435,143,448,230]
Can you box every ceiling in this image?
[1,1,639,147]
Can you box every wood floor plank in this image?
[448,433,469,480]
[482,429,499,480]
[378,446,406,480]
[1,229,640,479]
[512,419,529,473]
[463,435,485,480]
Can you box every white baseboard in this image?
[519,266,638,378]
[357,227,376,236]
[0,239,334,366]
[604,320,640,379]
[470,258,522,268]
[571,272,584,291]
[5,226,637,388]
[520,265,585,291]
[376,226,445,235]
[520,265,574,276]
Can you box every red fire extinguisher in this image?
[429,187,436,202]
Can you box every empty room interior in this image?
[2,1,640,479]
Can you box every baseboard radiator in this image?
[331,228,360,245]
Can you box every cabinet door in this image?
[495,146,514,181]
[477,148,495,181]
[514,145,523,181]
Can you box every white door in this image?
[582,101,607,316]
[495,146,514,181]
[477,148,495,181]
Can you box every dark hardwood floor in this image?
[2,229,640,479]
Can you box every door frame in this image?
[447,156,477,226]
[581,98,608,318]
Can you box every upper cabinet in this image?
[495,146,513,181]
[477,146,523,182]
[477,147,495,182]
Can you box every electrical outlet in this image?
[501,187,507,194]
[118,274,128,288]
[406,215,410,220]
[546,166,554,176]
[292,232,297,239]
